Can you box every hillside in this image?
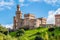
[0,24,60,40]
[10,27,60,40]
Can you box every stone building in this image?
[13,5,46,30]
[55,14,60,26]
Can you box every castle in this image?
[13,5,46,30]
[13,5,60,30]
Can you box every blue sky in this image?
[0,0,60,28]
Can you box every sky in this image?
[0,0,60,28]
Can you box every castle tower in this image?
[16,4,22,19]
[13,4,22,30]
[16,4,22,29]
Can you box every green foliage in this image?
[18,36,28,40]
[35,35,43,40]
[0,25,8,34]
[0,26,60,40]
[16,29,25,37]
[48,28,55,32]
[0,33,6,40]
[0,33,18,40]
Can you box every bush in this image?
[0,25,8,35]
[0,33,7,40]
[52,33,54,36]
[36,32,41,35]
[16,29,25,37]
[18,36,28,40]
[4,31,8,35]
[35,35,43,40]
[6,35,12,40]
[48,28,55,32]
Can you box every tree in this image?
[16,29,25,37]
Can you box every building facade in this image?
[13,5,46,30]
[55,14,60,26]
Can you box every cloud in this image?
[47,11,55,24]
[0,0,14,10]
[44,0,57,4]
[27,0,60,6]
[44,0,60,6]
[20,3,29,7]
[2,24,13,29]
[19,0,41,7]
[18,0,60,7]
[47,8,60,24]
[19,0,29,7]
[28,0,40,2]
[19,0,25,3]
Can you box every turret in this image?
[16,4,22,19]
[17,5,20,11]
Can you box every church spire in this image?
[17,4,20,11]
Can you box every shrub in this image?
[36,32,41,35]
[0,25,8,35]
[4,31,8,35]
[52,33,54,36]
[35,35,43,40]
[16,29,25,37]
[18,36,28,40]
[6,35,12,40]
[48,28,55,32]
